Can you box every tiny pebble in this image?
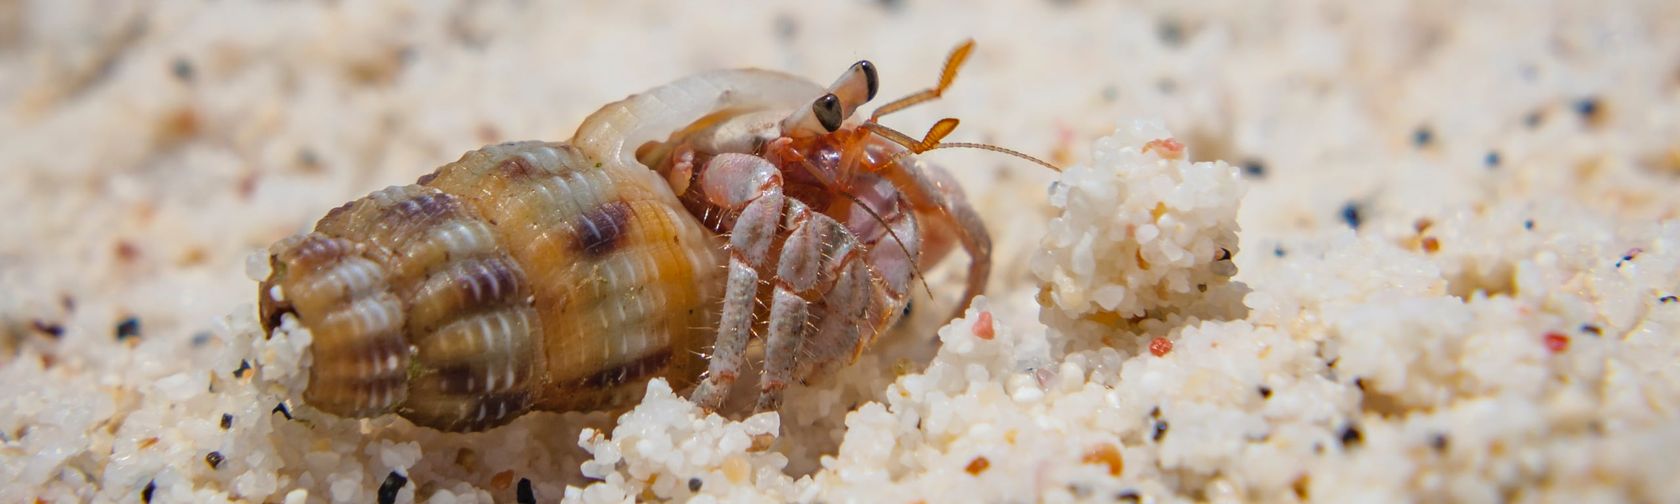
[1157,19,1184,47]
[31,320,64,338]
[116,316,141,341]
[205,451,224,469]
[1574,97,1600,120]
[377,471,408,504]
[141,480,156,503]
[1412,126,1433,147]
[973,311,996,340]
[220,413,233,430]
[171,58,194,82]
[687,477,703,492]
[1340,425,1363,447]
[1544,332,1570,353]
[1148,337,1173,357]
[517,478,536,504]
[1340,202,1363,229]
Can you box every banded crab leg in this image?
[688,153,786,411]
[755,199,877,411]
[684,152,896,412]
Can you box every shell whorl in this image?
[260,141,724,431]
[261,234,412,417]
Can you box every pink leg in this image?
[861,197,920,332]
[937,169,991,315]
[880,161,990,318]
[756,201,871,411]
[791,256,873,383]
[689,153,785,411]
[776,194,921,388]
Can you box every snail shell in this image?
[260,141,724,431]
[260,69,832,431]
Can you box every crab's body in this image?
[260,44,1012,431]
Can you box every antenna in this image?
[863,39,1061,172]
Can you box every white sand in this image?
[3,1,1678,502]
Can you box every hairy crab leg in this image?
[757,199,883,411]
[688,153,786,411]
[755,201,821,412]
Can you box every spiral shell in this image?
[260,141,724,431]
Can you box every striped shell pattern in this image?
[259,141,724,431]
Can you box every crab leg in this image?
[688,153,786,411]
[877,158,991,317]
[860,200,920,339]
[755,204,817,412]
[755,201,872,411]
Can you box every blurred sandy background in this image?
[2,0,1678,500]
[4,0,1677,355]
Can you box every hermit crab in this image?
[258,41,1054,431]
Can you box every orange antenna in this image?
[862,121,1062,172]
[869,40,974,121]
[862,40,1061,172]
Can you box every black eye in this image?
[857,61,878,100]
[813,94,843,132]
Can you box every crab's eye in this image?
[857,60,879,101]
[813,94,843,133]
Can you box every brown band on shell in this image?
[281,256,411,417]
[407,256,527,333]
[574,200,634,256]
[498,154,539,178]
[380,190,463,233]
[304,375,408,413]
[432,364,482,395]
[442,256,523,311]
[261,234,338,333]
[461,391,530,431]
[580,347,673,388]
[275,233,354,270]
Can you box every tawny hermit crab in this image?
[258,41,1054,431]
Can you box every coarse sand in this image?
[2,1,1678,502]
